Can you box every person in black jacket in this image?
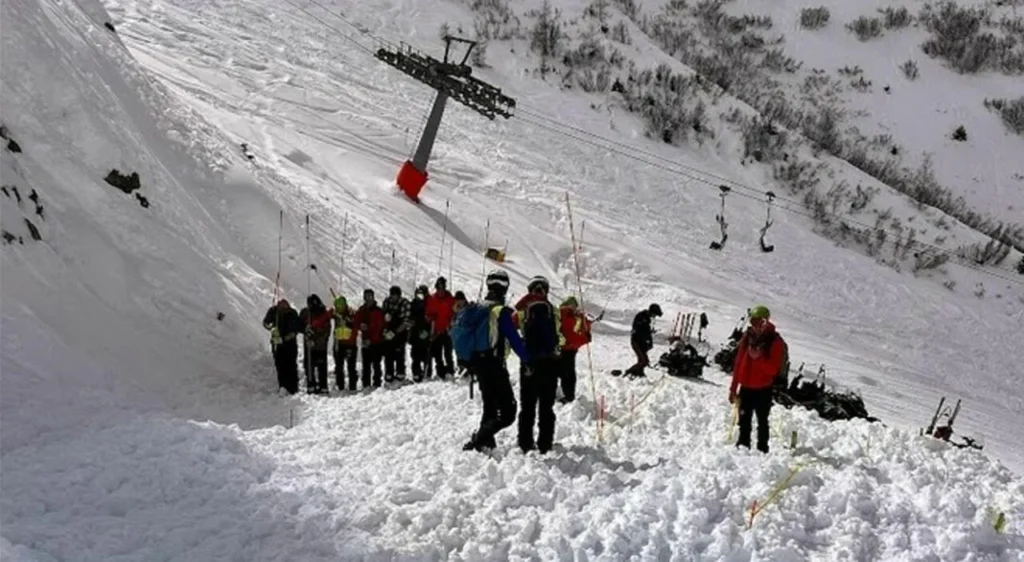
[299,294,333,394]
[516,276,562,454]
[408,285,431,382]
[462,270,529,453]
[624,303,662,378]
[381,285,411,382]
[263,298,302,394]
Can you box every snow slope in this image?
[720,0,1024,225]
[1,0,1023,559]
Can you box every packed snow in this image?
[1,0,1023,560]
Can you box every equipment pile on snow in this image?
[772,369,879,423]
[657,341,710,378]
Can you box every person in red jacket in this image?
[352,288,386,388]
[557,296,599,404]
[729,305,786,453]
[425,276,456,379]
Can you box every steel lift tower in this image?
[375,36,516,202]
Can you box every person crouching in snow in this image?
[352,289,386,388]
[623,303,662,378]
[557,296,601,403]
[728,305,786,453]
[462,270,529,453]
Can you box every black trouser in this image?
[471,357,517,448]
[273,341,298,394]
[431,333,454,378]
[334,342,357,390]
[361,343,384,388]
[410,336,430,381]
[518,358,559,453]
[625,339,650,376]
[559,349,578,401]
[305,347,329,393]
[737,386,773,453]
[384,333,407,380]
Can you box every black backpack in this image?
[522,300,559,360]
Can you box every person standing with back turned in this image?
[459,270,529,453]
[516,276,562,454]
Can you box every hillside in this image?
[1,0,1023,559]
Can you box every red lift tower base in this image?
[396,160,428,202]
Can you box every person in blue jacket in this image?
[462,270,530,453]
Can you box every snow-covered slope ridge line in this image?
[1,0,1023,559]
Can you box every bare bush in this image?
[1017,254,1024,274]
[610,21,631,44]
[800,7,831,30]
[901,59,920,79]
[984,96,1024,136]
[529,1,566,76]
[740,117,788,162]
[850,76,873,92]
[763,48,802,73]
[958,238,1012,265]
[616,64,711,144]
[847,16,883,41]
[613,0,641,20]
[920,1,1024,74]
[587,0,611,25]
[466,0,523,40]
[879,6,913,29]
[952,125,968,141]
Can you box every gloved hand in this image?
[385,313,392,322]
[360,324,368,331]
[384,330,394,340]
[419,330,429,340]
[522,363,533,377]
[728,389,737,404]
[305,327,314,338]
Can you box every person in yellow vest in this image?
[333,295,358,391]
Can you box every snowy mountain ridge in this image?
[1,0,1023,559]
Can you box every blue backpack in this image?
[451,302,496,361]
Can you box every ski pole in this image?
[565,191,600,444]
[305,214,312,297]
[305,214,312,392]
[274,209,283,304]
[340,212,349,293]
[478,219,490,299]
[438,199,450,277]
[448,240,454,287]
[389,246,396,285]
